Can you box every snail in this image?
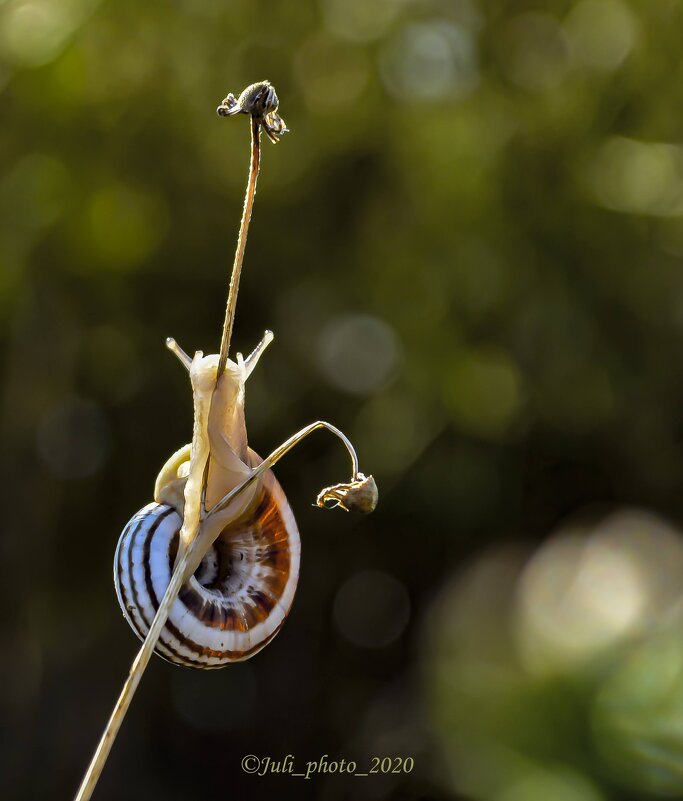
[113,336,378,668]
[114,331,378,668]
[113,332,302,668]
[76,80,377,801]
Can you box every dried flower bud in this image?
[217,80,288,143]
[316,473,378,514]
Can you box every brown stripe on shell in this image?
[158,469,294,664]
[116,518,148,644]
[177,469,292,636]
[116,506,198,667]
[141,511,216,668]
[116,459,299,668]
[116,505,227,667]
[133,507,200,667]
[124,512,165,645]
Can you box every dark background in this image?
[4,1,683,799]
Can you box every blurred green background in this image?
[4,0,683,799]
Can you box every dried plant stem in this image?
[73,553,191,801]
[75,90,290,801]
[75,112,264,801]
[73,420,359,801]
[217,118,261,378]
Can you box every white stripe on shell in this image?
[147,479,300,665]
[115,503,185,663]
[115,474,301,667]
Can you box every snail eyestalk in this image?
[166,337,192,371]
[243,329,274,378]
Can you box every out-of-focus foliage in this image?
[3,0,683,799]
[425,509,683,801]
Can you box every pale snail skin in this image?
[114,332,301,668]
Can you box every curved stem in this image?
[217,119,261,378]
[208,421,360,518]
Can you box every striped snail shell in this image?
[114,454,300,669]
[112,336,303,668]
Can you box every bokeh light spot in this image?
[86,182,169,269]
[380,20,479,102]
[354,390,442,476]
[0,0,97,68]
[0,153,71,232]
[515,533,646,673]
[321,0,401,43]
[515,510,683,674]
[564,0,638,72]
[443,348,523,437]
[422,509,683,800]
[36,396,110,479]
[334,569,410,648]
[318,313,401,395]
[295,33,369,114]
[588,137,683,217]
[497,767,605,801]
[504,13,570,92]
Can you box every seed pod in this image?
[316,473,379,514]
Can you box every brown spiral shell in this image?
[114,466,300,668]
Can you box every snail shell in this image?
[114,458,300,669]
